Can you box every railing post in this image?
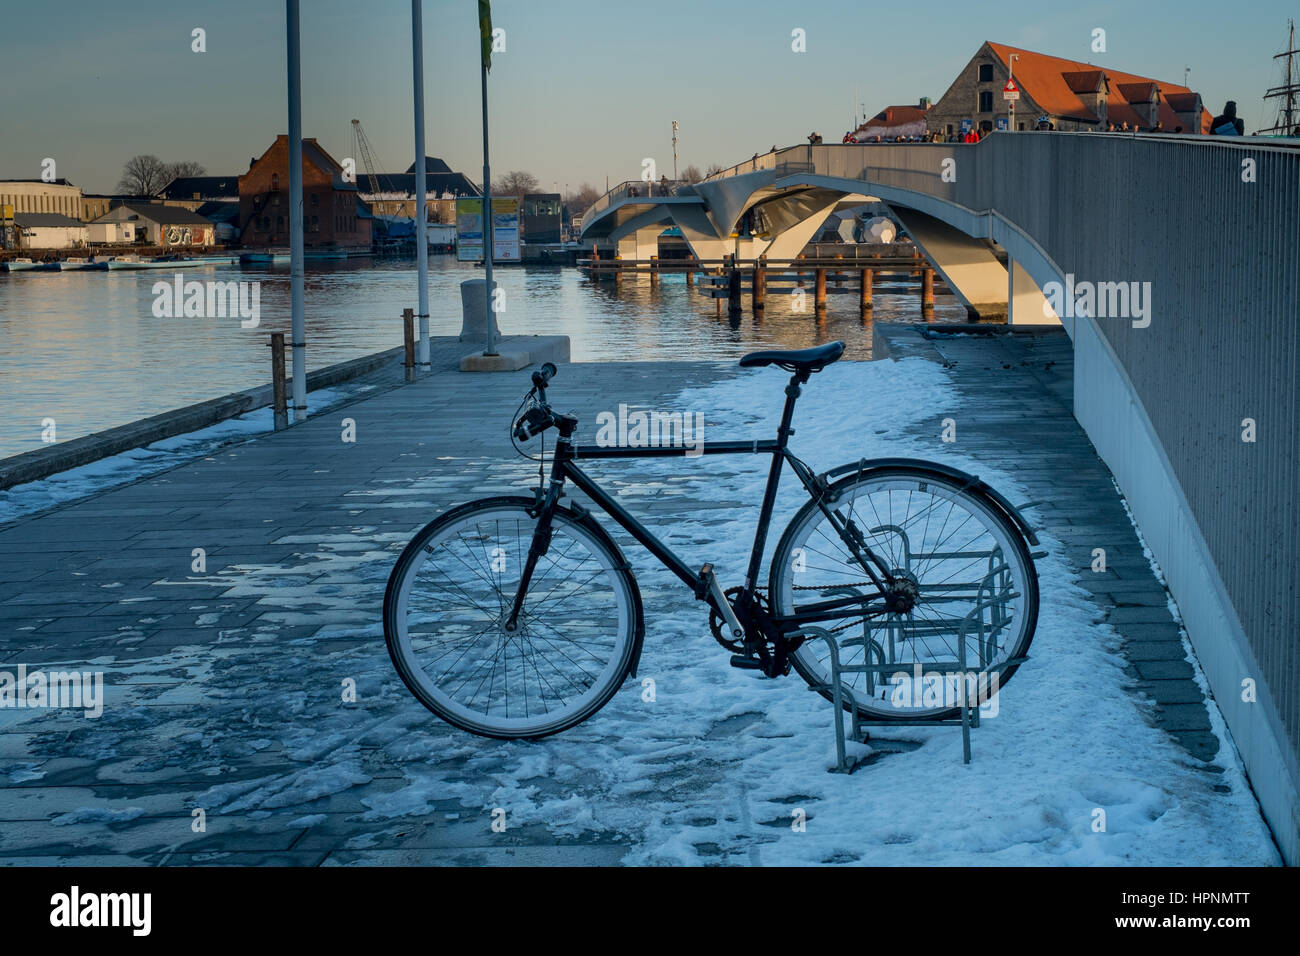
[685,259,694,286]
[403,307,416,383]
[590,244,599,283]
[814,267,827,315]
[270,331,288,431]
[650,254,659,287]
[921,267,935,318]
[614,252,623,288]
[752,254,766,314]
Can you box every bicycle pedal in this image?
[729,654,764,671]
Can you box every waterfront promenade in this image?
[0,333,1278,865]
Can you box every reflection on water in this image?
[0,257,963,457]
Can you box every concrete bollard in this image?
[458,278,501,342]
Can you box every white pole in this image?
[412,0,430,369]
[480,61,497,356]
[286,0,306,422]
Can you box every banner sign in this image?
[456,197,520,262]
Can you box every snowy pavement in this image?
[0,338,1281,865]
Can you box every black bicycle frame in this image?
[526,374,896,631]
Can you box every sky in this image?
[1,0,1294,194]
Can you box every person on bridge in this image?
[1210,101,1245,136]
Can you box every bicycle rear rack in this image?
[795,625,1026,772]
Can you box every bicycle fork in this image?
[506,478,566,631]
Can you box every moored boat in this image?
[59,257,108,271]
[106,256,193,270]
[239,251,292,264]
[2,258,39,272]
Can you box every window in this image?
[979,63,993,82]
[272,173,279,190]
[311,215,319,232]
[310,193,318,207]
[979,91,993,112]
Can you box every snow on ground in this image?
[4,359,1280,865]
[0,384,373,524]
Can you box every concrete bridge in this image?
[581,134,1300,861]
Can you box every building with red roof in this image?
[927,41,1211,137]
[847,100,932,142]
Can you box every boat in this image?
[239,251,292,264]
[59,257,108,271]
[2,258,39,272]
[106,255,192,270]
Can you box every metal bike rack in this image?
[795,625,1026,773]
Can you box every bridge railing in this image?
[579,179,695,229]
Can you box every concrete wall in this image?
[773,135,1299,860]
[19,225,87,249]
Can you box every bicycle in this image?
[384,341,1040,739]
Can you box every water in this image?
[0,257,963,458]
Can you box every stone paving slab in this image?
[874,324,1219,763]
[0,327,1238,863]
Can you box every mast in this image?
[1259,18,1300,135]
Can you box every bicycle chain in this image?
[711,585,878,642]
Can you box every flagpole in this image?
[412,0,430,369]
[286,0,306,422]
[480,61,497,356]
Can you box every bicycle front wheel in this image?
[770,466,1038,721]
[384,496,639,739]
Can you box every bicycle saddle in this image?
[738,340,845,373]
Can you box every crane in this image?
[350,119,389,198]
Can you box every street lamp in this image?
[1009,53,1020,132]
[672,120,679,180]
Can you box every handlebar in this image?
[514,363,560,443]
[532,362,557,390]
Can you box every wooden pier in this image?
[578,251,947,319]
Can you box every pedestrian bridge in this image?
[581,134,1300,862]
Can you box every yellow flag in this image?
[479,0,492,72]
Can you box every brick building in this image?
[927,41,1211,137]
[238,136,372,250]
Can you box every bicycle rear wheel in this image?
[384,496,639,739]
[769,466,1038,720]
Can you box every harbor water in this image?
[0,257,963,458]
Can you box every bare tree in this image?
[680,164,703,183]
[492,170,539,196]
[117,155,170,195]
[164,160,207,183]
[565,183,601,215]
